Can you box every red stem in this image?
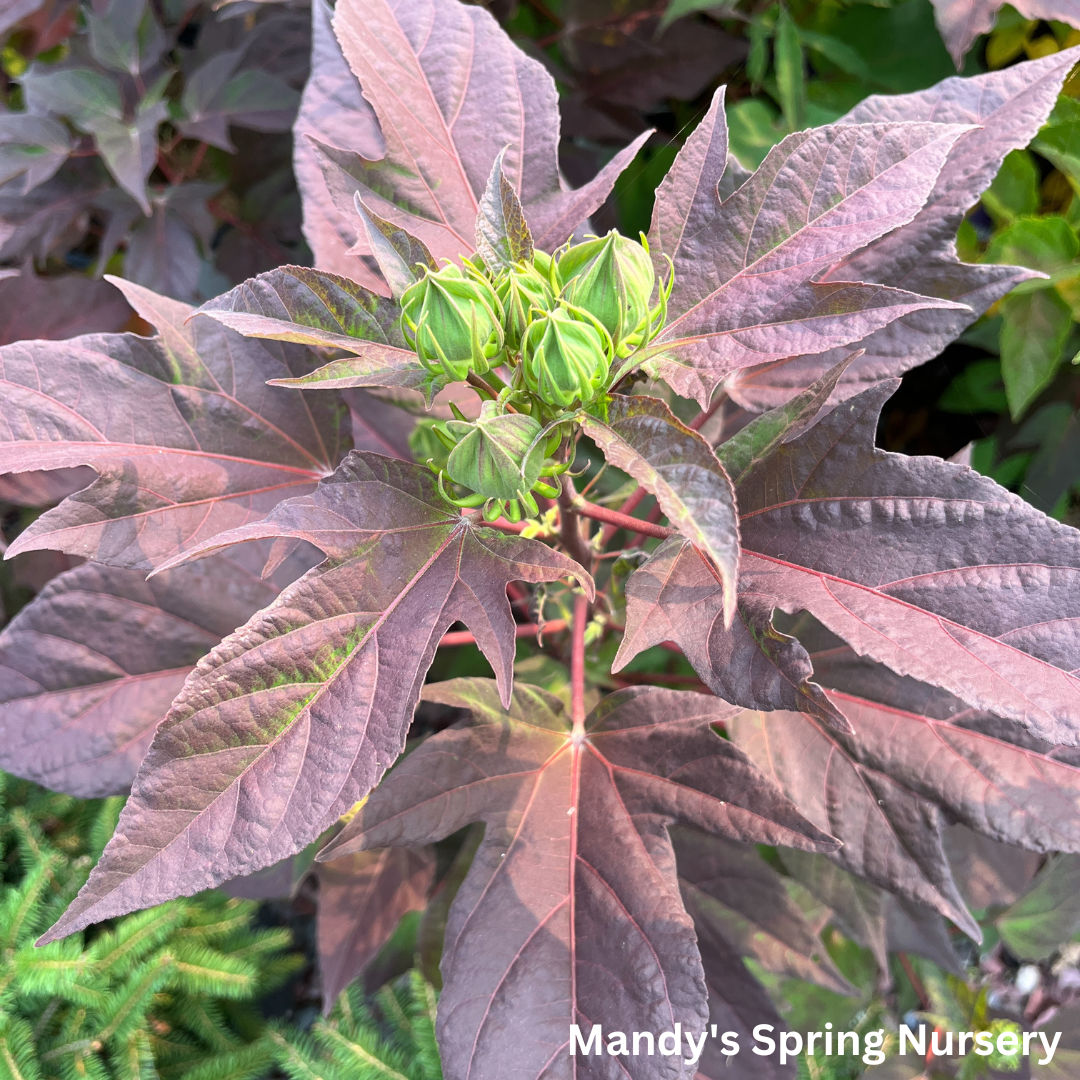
[575,498,674,540]
[571,593,589,733]
[599,486,648,547]
[438,620,567,649]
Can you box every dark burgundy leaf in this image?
[931,0,1078,67]
[944,824,1041,913]
[727,704,979,938]
[0,278,349,570]
[729,50,1080,410]
[614,539,849,730]
[41,453,590,942]
[319,679,838,1080]
[673,827,855,995]
[318,0,650,262]
[316,845,436,1010]
[293,0,388,292]
[474,149,533,275]
[354,196,438,301]
[644,89,971,405]
[0,541,314,798]
[733,381,1080,745]
[0,268,132,345]
[0,467,93,508]
[581,394,739,625]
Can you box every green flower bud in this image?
[557,231,657,357]
[520,305,611,408]
[400,264,504,381]
[495,262,555,353]
[445,400,546,502]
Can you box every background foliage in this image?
[3,0,1080,1078]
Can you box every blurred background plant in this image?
[4,0,1080,1078]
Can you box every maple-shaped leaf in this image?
[41,453,590,942]
[580,394,740,625]
[0,541,315,799]
[730,675,1080,939]
[0,279,348,570]
[729,49,1079,411]
[317,678,838,1080]
[931,0,1078,67]
[627,379,1080,746]
[316,845,436,1010]
[672,827,855,995]
[0,268,132,345]
[293,0,388,293]
[644,88,972,406]
[196,266,436,398]
[613,362,857,729]
[316,0,650,268]
[693,920,794,1080]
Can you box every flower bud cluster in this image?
[401,230,672,519]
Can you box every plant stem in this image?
[571,593,589,734]
[574,497,674,540]
[558,483,594,568]
[439,620,566,648]
[598,486,648,547]
[897,952,931,1011]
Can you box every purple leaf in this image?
[354,196,438,301]
[581,394,740,624]
[730,49,1080,411]
[931,0,1079,67]
[735,380,1080,745]
[314,0,650,263]
[727,705,979,938]
[40,454,590,942]
[0,268,132,346]
[614,539,850,730]
[0,541,313,798]
[647,111,973,405]
[673,827,856,995]
[293,0,388,293]
[944,824,1041,912]
[316,846,435,1010]
[0,278,349,570]
[318,679,837,1080]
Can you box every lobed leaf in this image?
[41,453,590,942]
[581,393,740,624]
[733,380,1080,745]
[318,679,837,1080]
[315,846,435,1011]
[0,542,315,799]
[293,0,389,292]
[673,827,856,996]
[354,196,438,301]
[730,49,1080,410]
[316,0,650,267]
[931,0,1079,67]
[646,95,972,405]
[0,279,348,571]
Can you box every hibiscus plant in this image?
[2,0,1080,1077]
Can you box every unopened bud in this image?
[445,401,545,502]
[557,231,657,357]
[521,306,611,408]
[496,258,556,353]
[401,264,504,381]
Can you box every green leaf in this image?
[937,358,1009,414]
[1032,94,1080,187]
[997,855,1080,961]
[774,6,807,131]
[984,215,1079,274]
[657,0,733,32]
[725,98,786,170]
[581,394,739,625]
[981,149,1040,227]
[797,27,873,82]
[999,286,1073,419]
